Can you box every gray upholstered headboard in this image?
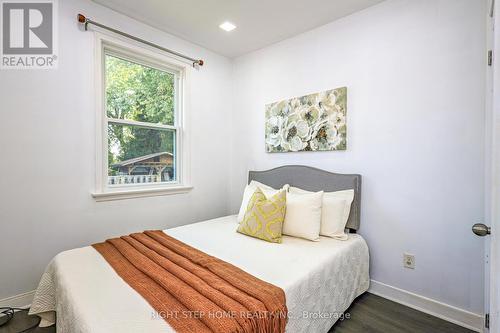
[248,165,362,232]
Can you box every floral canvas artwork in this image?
[265,87,347,153]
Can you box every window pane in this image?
[105,54,175,126]
[108,123,176,185]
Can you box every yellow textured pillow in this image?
[237,188,286,243]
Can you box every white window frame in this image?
[92,33,192,201]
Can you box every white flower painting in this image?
[265,87,347,153]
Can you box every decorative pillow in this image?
[237,188,287,243]
[290,187,354,240]
[237,181,288,223]
[282,190,323,241]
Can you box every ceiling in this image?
[92,0,385,58]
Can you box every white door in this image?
[475,0,499,331]
[485,0,499,331]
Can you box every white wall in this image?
[0,0,233,299]
[229,0,487,314]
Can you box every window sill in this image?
[92,185,193,202]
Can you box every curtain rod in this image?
[77,14,204,67]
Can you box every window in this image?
[93,36,191,200]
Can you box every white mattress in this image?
[30,215,369,333]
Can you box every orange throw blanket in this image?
[93,230,288,333]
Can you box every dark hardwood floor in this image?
[0,310,52,333]
[1,293,475,333]
[329,293,475,333]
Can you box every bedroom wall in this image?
[229,0,487,315]
[0,0,233,299]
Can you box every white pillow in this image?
[237,181,288,223]
[290,187,354,240]
[282,191,323,241]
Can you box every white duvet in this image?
[30,215,369,333]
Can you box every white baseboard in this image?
[369,280,484,333]
[0,290,35,309]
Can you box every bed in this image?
[30,166,370,333]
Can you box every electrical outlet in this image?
[404,253,415,269]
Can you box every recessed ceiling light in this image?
[219,21,236,32]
